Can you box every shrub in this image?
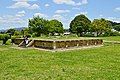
[83,33,94,37]
[32,33,37,38]
[0,34,10,44]
[26,34,31,38]
[110,32,120,36]
[0,34,10,40]
[11,36,21,39]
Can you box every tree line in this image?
[1,14,120,38]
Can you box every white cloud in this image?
[55,10,70,14]
[53,0,75,5]
[0,10,27,28]
[107,17,120,23]
[53,0,88,6]
[75,11,88,16]
[80,11,88,15]
[99,14,103,17]
[16,14,25,17]
[8,1,39,9]
[18,10,26,14]
[8,2,30,8]
[45,4,50,7]
[82,0,88,5]
[12,0,37,2]
[0,17,3,20]
[72,7,80,10]
[0,15,26,25]
[29,4,39,9]
[12,0,27,1]
[115,7,120,11]
[34,13,48,18]
[52,14,63,21]
[16,10,26,17]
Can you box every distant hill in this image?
[0,27,26,33]
[14,27,26,31]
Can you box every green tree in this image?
[49,19,64,36]
[21,28,31,37]
[6,28,16,36]
[70,14,91,36]
[113,25,120,31]
[0,34,10,45]
[92,18,112,36]
[28,16,48,36]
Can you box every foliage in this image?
[113,25,120,31]
[49,19,64,35]
[28,16,64,37]
[109,20,120,26]
[0,34,10,44]
[92,18,112,36]
[21,28,31,38]
[0,34,10,40]
[70,14,91,36]
[110,31,120,36]
[11,36,21,39]
[28,16,49,36]
[6,28,16,36]
[14,31,21,36]
[83,33,94,37]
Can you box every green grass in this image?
[99,36,120,41]
[0,43,120,80]
[0,36,120,80]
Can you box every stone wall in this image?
[55,39,103,49]
[13,38,103,50]
[34,40,54,49]
[13,38,24,45]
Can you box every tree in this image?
[0,34,10,45]
[109,21,120,31]
[92,18,112,36]
[49,19,64,35]
[113,25,120,31]
[28,16,48,36]
[6,28,16,36]
[70,14,91,36]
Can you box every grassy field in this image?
[0,40,120,79]
[99,36,120,41]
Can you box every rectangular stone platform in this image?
[12,38,103,50]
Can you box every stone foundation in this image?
[13,38,103,50]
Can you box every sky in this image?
[0,0,120,30]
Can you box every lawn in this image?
[0,41,120,80]
[99,36,120,41]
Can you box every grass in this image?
[0,41,120,80]
[99,36,120,41]
[0,36,120,80]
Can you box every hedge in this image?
[0,34,10,40]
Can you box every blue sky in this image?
[0,0,120,30]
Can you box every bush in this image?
[26,34,31,38]
[0,34,10,44]
[83,33,94,37]
[11,36,21,39]
[100,32,111,37]
[110,32,120,36]
[32,33,37,38]
[0,34,10,40]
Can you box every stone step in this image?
[26,40,34,47]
